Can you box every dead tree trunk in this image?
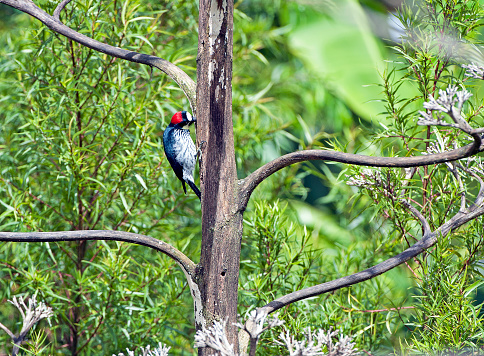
[196,0,241,350]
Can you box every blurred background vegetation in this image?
[0,0,484,355]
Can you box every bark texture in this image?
[196,0,241,350]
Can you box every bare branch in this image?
[0,231,205,327]
[238,137,482,210]
[53,0,73,22]
[258,230,435,314]
[240,84,484,210]
[400,200,431,236]
[0,230,196,276]
[258,156,484,314]
[257,182,484,314]
[0,0,196,110]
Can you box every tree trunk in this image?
[196,0,241,351]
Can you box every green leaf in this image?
[135,173,148,190]
[464,280,484,298]
[289,0,385,120]
[119,191,131,215]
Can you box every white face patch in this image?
[186,112,193,122]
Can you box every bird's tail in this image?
[187,180,201,201]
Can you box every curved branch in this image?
[400,200,431,236]
[257,232,436,314]
[0,230,196,276]
[53,0,73,22]
[257,189,484,315]
[238,137,482,210]
[1,0,196,109]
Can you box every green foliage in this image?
[289,0,386,121]
[342,1,484,354]
[240,201,318,304]
[18,330,50,355]
[0,0,203,353]
[0,0,293,353]
[239,200,410,354]
[1,0,484,355]
[407,236,484,354]
[238,0,484,355]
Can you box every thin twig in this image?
[341,306,415,313]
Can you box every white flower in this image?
[276,327,357,356]
[194,319,235,356]
[462,63,484,79]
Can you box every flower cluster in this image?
[346,168,383,190]
[113,343,171,356]
[276,327,357,356]
[462,63,484,80]
[235,310,285,339]
[194,319,235,356]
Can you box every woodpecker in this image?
[163,111,201,200]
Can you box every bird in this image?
[163,111,201,200]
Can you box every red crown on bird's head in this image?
[171,111,194,125]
